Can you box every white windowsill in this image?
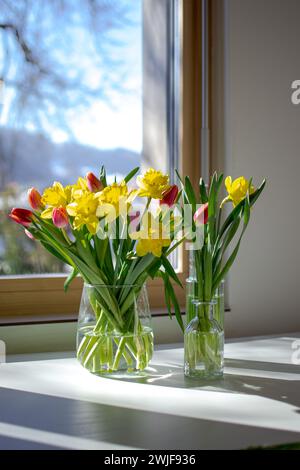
[0,334,300,449]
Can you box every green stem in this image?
[112,337,127,370]
[61,228,72,246]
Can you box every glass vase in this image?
[184,300,224,379]
[76,283,153,375]
[214,280,225,329]
[185,251,225,328]
[185,250,196,325]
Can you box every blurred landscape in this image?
[0,127,140,190]
[0,127,140,275]
[0,0,142,275]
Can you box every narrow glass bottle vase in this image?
[185,250,225,328]
[184,300,224,379]
[214,280,225,330]
[185,250,196,325]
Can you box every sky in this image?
[0,0,143,153]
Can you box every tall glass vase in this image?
[184,300,224,379]
[76,283,153,375]
[185,251,225,328]
[214,279,225,329]
[185,250,196,325]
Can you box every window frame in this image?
[0,0,204,324]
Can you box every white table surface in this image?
[0,334,300,449]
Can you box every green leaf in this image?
[99,165,107,187]
[221,214,241,254]
[213,215,241,278]
[165,236,186,257]
[124,167,140,184]
[175,189,183,204]
[218,179,266,241]
[184,176,197,211]
[94,235,107,269]
[168,281,184,332]
[148,258,162,279]
[64,267,79,292]
[33,215,70,248]
[175,169,184,186]
[75,235,97,270]
[39,240,70,265]
[244,189,251,225]
[204,248,212,300]
[193,249,204,299]
[127,254,154,284]
[209,172,217,199]
[216,173,224,193]
[161,255,183,288]
[120,254,154,303]
[199,177,208,203]
[33,225,76,268]
[218,203,243,241]
[213,241,241,293]
[103,239,114,281]
[208,173,218,245]
[159,271,173,319]
[113,238,125,285]
[164,275,184,332]
[212,192,251,292]
[249,178,266,207]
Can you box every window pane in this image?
[0,0,142,275]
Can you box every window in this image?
[0,0,202,323]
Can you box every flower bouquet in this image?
[9,167,183,374]
[176,172,266,378]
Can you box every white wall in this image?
[218,0,300,336]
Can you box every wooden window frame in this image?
[0,0,204,324]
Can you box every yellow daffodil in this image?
[71,177,89,199]
[67,191,99,234]
[41,182,72,219]
[137,168,170,199]
[130,213,171,257]
[96,181,137,222]
[221,176,255,208]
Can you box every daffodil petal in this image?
[41,207,53,219]
[224,176,232,193]
[136,240,148,257]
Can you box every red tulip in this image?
[28,187,43,210]
[86,172,103,192]
[193,203,209,225]
[159,185,179,207]
[52,206,68,228]
[9,208,33,227]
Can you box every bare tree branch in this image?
[0,0,134,135]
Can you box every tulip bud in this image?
[9,208,33,227]
[128,210,140,231]
[193,203,209,225]
[28,187,43,210]
[159,185,179,207]
[86,172,103,192]
[52,206,69,228]
[25,229,35,240]
[129,210,140,223]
